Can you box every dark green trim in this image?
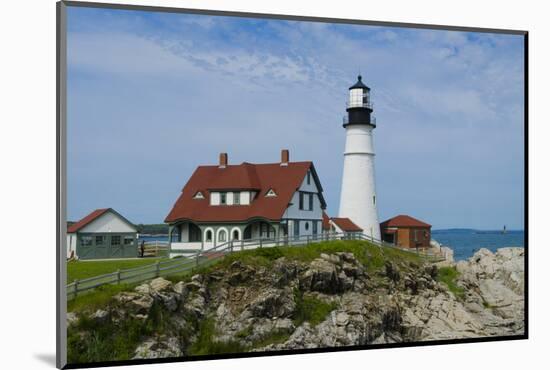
[75,232,138,260]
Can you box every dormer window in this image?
[220,192,227,205]
[193,191,205,199]
[265,188,277,197]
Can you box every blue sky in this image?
[66,6,525,229]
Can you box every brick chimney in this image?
[280,149,289,166]
[219,153,228,168]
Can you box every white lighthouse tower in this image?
[338,75,380,240]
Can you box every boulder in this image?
[90,309,109,324]
[385,262,401,282]
[150,277,173,293]
[299,256,358,294]
[133,336,182,359]
[335,312,350,327]
[246,288,295,318]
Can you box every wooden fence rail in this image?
[67,232,446,300]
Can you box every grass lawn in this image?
[67,257,167,284]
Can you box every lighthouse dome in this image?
[349,75,370,90]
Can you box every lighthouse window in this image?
[373,195,376,205]
[350,88,363,107]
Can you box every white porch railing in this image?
[67,232,446,300]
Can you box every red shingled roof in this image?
[322,211,331,231]
[165,161,326,223]
[330,217,363,232]
[380,215,431,228]
[68,208,110,233]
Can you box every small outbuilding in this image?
[67,208,138,260]
[380,215,431,249]
[322,212,363,237]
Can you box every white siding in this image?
[79,211,136,233]
[227,191,234,205]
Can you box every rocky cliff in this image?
[67,243,524,363]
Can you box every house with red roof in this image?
[322,212,363,236]
[164,150,327,253]
[67,208,138,260]
[380,215,431,249]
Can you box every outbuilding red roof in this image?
[330,217,363,232]
[68,208,136,233]
[165,161,326,223]
[380,215,431,228]
[68,208,110,233]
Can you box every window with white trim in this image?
[81,236,92,246]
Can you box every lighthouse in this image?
[338,75,381,240]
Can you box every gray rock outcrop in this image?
[68,247,524,359]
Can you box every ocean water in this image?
[431,229,525,261]
[139,235,169,243]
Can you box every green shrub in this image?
[251,330,291,348]
[293,290,338,327]
[188,318,246,356]
[68,313,152,363]
[235,325,254,339]
[437,266,465,299]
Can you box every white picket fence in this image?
[67,232,445,300]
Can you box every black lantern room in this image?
[343,75,376,128]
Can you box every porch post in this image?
[167,225,173,255]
